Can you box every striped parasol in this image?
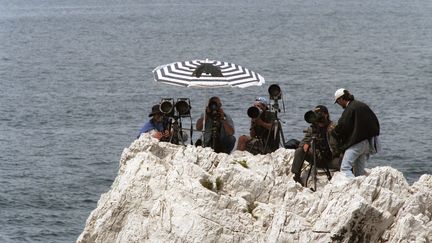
[152,59,265,88]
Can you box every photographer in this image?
[196,96,236,154]
[237,97,280,154]
[291,105,341,186]
[138,104,171,141]
[333,88,380,178]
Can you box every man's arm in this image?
[222,112,235,136]
[300,127,312,152]
[333,108,354,139]
[196,113,204,131]
[222,118,234,136]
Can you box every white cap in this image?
[334,88,346,103]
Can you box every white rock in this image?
[77,134,431,243]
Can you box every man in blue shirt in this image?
[138,104,170,140]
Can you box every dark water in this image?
[1,0,431,242]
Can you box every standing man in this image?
[332,88,380,177]
[196,96,236,154]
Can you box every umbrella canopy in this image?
[153,59,265,88]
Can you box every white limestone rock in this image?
[77,135,431,243]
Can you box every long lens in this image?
[175,100,190,116]
[247,106,261,118]
[304,110,317,124]
[268,84,282,100]
[160,100,174,114]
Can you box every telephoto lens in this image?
[208,101,218,112]
[304,110,317,124]
[268,84,282,100]
[247,106,262,118]
[160,99,174,114]
[175,98,191,117]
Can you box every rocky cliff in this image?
[77,134,432,242]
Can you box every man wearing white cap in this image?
[333,89,380,178]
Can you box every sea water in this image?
[1,0,431,242]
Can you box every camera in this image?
[207,100,220,118]
[160,98,191,118]
[160,98,175,117]
[247,106,263,118]
[247,107,277,122]
[175,98,191,117]
[304,110,325,124]
[268,84,282,100]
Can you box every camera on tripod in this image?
[160,98,191,118]
[159,98,192,145]
[247,106,277,123]
[247,106,263,119]
[304,109,325,125]
[268,84,282,100]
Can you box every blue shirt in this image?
[138,119,168,138]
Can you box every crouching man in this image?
[138,104,170,141]
[237,97,280,155]
[291,105,341,186]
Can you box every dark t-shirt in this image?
[251,111,280,152]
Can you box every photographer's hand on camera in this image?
[217,108,225,121]
[219,109,234,136]
[152,130,170,140]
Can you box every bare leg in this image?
[237,135,251,151]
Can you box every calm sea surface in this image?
[1,0,431,242]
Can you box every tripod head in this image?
[267,84,285,114]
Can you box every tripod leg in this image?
[303,148,312,187]
[311,139,317,192]
[264,120,285,153]
[324,160,332,181]
[277,120,286,146]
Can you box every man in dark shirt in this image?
[332,88,380,178]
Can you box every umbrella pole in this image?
[201,90,208,148]
[190,117,193,145]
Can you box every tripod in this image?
[262,100,285,153]
[210,119,223,152]
[168,116,189,145]
[304,133,332,192]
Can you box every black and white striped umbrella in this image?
[152,59,265,88]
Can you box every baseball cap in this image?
[314,105,328,114]
[254,97,268,106]
[334,88,346,103]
